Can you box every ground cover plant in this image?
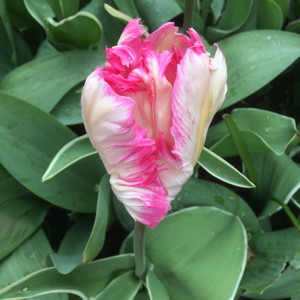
[0,0,299,299]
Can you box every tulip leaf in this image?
[47,0,79,20]
[0,18,14,79]
[198,147,255,188]
[257,0,283,30]
[210,0,225,23]
[207,108,298,157]
[241,228,300,297]
[0,92,102,213]
[0,175,48,260]
[42,134,98,182]
[51,84,83,125]
[104,3,133,23]
[113,194,135,232]
[24,0,54,28]
[146,270,170,300]
[206,0,253,41]
[113,0,139,18]
[0,254,135,299]
[83,174,111,263]
[172,177,260,234]
[0,50,104,112]
[253,152,300,218]
[50,216,93,275]
[135,0,182,30]
[219,30,300,109]
[286,20,300,34]
[94,271,141,300]
[0,230,68,300]
[146,207,247,300]
[82,0,124,47]
[244,267,300,299]
[47,12,102,50]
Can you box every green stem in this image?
[183,0,195,32]
[223,114,256,190]
[134,222,146,278]
[270,197,300,232]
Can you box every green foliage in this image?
[145,207,247,300]
[0,0,299,299]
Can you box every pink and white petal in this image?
[147,22,191,53]
[209,44,228,112]
[131,50,174,150]
[111,173,170,228]
[118,18,145,45]
[171,48,212,167]
[157,135,193,201]
[81,67,170,228]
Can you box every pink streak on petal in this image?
[118,18,145,45]
[156,134,193,201]
[147,22,192,54]
[81,67,171,228]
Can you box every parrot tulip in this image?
[81,19,227,228]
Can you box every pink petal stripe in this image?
[81,67,171,228]
[118,18,145,45]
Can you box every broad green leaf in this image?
[0,230,67,300]
[0,50,104,112]
[42,135,97,182]
[0,254,134,299]
[257,0,283,29]
[146,270,170,300]
[94,271,141,300]
[51,84,83,125]
[219,30,300,109]
[83,174,111,263]
[206,0,253,42]
[253,153,300,218]
[245,267,300,299]
[146,207,248,300]
[50,216,93,274]
[135,0,182,31]
[0,92,102,212]
[274,0,290,17]
[24,0,54,28]
[207,108,298,157]
[48,12,102,49]
[241,228,300,294]
[198,147,255,188]
[47,0,79,20]
[0,176,48,259]
[172,177,260,234]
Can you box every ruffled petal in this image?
[118,18,145,45]
[147,22,191,53]
[81,67,171,228]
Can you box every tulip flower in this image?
[81,19,227,229]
